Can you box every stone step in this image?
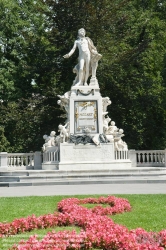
[0,167,165,187]
[1,167,166,176]
[0,176,166,187]
[0,171,166,182]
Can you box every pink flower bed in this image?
[0,196,164,249]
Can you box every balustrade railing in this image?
[43,150,60,163]
[0,149,165,170]
[115,150,129,160]
[7,153,34,169]
[136,150,165,167]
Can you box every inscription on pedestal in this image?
[74,101,98,134]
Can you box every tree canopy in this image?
[0,0,166,152]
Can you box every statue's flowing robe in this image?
[73,37,102,85]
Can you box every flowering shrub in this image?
[0,213,59,237]
[11,231,91,250]
[58,196,132,216]
[0,196,164,249]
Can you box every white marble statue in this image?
[63,28,102,86]
[57,91,70,121]
[42,131,56,151]
[54,135,59,144]
[114,129,128,151]
[103,116,111,134]
[107,121,118,135]
[116,138,128,151]
[58,122,69,143]
[102,97,111,116]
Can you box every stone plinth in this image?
[58,143,131,170]
[70,86,103,135]
[42,163,59,170]
[42,146,59,170]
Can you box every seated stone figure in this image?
[107,121,118,135]
[42,131,56,151]
[114,129,128,151]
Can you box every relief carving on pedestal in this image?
[74,101,98,134]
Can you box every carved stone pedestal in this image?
[58,143,131,170]
[70,85,103,135]
[42,84,132,170]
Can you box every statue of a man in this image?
[63,28,102,86]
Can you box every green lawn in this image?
[0,194,166,249]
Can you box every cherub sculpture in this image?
[107,121,118,135]
[58,122,69,143]
[42,131,56,151]
[102,97,111,116]
[114,129,128,151]
[103,116,111,134]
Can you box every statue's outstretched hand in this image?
[63,54,69,58]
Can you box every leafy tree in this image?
[0,127,10,152]
[45,0,166,149]
[0,0,166,152]
[0,0,62,152]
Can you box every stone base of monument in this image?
[58,161,132,171]
[58,143,131,170]
[42,162,59,170]
[42,146,59,170]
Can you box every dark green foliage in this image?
[0,0,166,151]
[0,127,10,152]
[0,0,62,152]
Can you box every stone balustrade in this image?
[8,153,34,169]
[0,151,42,170]
[115,150,129,160]
[43,150,60,163]
[42,147,59,170]
[136,150,166,167]
[0,149,166,170]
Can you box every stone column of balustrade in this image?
[128,150,137,168]
[34,151,42,170]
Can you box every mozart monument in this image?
[42,28,131,170]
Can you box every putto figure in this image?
[63,28,102,86]
[42,131,56,151]
[58,122,69,143]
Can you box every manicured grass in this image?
[0,194,165,249]
[0,196,67,223]
[111,194,166,232]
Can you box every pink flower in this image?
[4,196,165,250]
